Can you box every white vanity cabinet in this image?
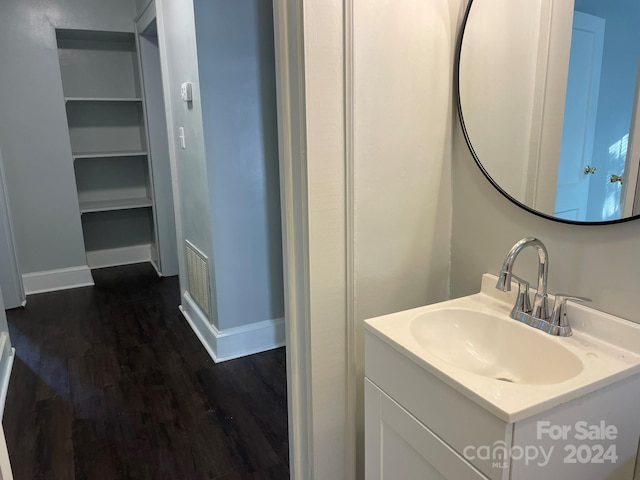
[365,330,640,480]
[365,332,510,480]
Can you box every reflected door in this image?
[621,56,640,217]
[554,12,605,221]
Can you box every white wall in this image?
[193,0,284,331]
[459,0,543,203]
[352,0,460,474]
[276,0,462,476]
[451,126,640,324]
[0,0,136,275]
[135,0,149,16]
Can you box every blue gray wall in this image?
[154,0,220,326]
[0,0,137,275]
[194,0,284,330]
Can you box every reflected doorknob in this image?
[610,174,623,184]
[584,166,597,175]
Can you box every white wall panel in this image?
[303,0,348,477]
[352,0,462,475]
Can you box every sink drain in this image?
[495,377,514,383]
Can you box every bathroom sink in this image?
[409,308,583,384]
[365,273,640,422]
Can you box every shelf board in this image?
[73,151,147,160]
[80,197,153,214]
[56,29,135,43]
[65,97,143,103]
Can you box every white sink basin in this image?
[365,273,640,422]
[410,308,583,384]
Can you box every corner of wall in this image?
[180,291,285,363]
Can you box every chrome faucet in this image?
[496,237,550,319]
[496,237,590,337]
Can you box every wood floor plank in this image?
[3,263,289,479]
[3,358,38,480]
[35,396,74,480]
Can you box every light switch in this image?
[180,82,193,102]
[179,127,186,149]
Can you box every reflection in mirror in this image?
[459,0,640,224]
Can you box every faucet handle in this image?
[510,274,532,316]
[549,294,592,333]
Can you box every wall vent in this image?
[185,240,211,320]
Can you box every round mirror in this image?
[458,0,640,224]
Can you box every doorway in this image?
[137,15,179,277]
[0,0,290,476]
[556,0,640,221]
[554,11,605,221]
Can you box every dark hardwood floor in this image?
[2,263,289,480]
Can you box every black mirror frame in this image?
[456,0,640,226]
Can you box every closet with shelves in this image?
[56,28,176,274]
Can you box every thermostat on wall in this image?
[181,82,193,102]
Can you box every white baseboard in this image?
[0,334,15,419]
[86,244,151,269]
[22,265,94,295]
[214,316,286,362]
[180,293,219,362]
[150,244,161,275]
[180,292,285,363]
[150,258,163,277]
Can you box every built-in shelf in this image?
[79,197,153,214]
[56,29,136,42]
[58,28,159,271]
[65,97,143,103]
[66,101,147,154]
[72,151,147,160]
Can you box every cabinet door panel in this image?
[366,379,488,480]
[382,426,447,479]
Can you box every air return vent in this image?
[185,240,211,320]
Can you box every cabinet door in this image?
[365,379,488,480]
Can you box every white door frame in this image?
[0,147,25,309]
[273,1,354,478]
[134,4,163,275]
[144,0,189,303]
[272,1,314,476]
[622,54,640,217]
[529,0,575,214]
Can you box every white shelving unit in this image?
[57,29,157,270]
